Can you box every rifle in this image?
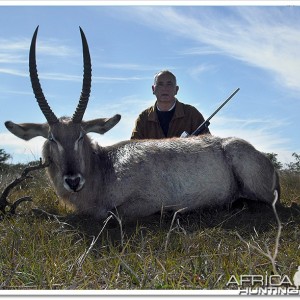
[180,88,240,137]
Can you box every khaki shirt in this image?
[131,100,208,139]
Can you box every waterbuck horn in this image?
[72,27,92,124]
[29,26,59,125]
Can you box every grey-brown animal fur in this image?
[5,27,280,221]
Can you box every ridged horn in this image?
[72,27,92,123]
[29,26,59,125]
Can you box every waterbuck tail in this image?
[29,26,59,125]
[72,27,92,124]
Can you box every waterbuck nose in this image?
[63,174,85,192]
[65,177,80,191]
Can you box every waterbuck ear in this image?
[5,121,49,141]
[82,114,121,134]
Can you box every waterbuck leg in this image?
[224,138,280,206]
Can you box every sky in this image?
[0,3,299,165]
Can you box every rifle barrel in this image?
[191,88,240,136]
[206,88,240,123]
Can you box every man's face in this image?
[152,73,179,104]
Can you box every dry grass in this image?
[0,167,299,291]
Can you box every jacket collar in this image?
[148,99,185,122]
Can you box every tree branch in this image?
[0,158,50,215]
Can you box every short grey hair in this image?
[153,70,177,85]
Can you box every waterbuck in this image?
[5,27,280,221]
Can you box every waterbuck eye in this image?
[78,131,85,141]
[48,133,56,143]
[74,131,86,151]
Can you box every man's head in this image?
[152,70,179,109]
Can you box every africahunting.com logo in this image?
[226,267,300,295]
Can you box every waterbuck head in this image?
[5,26,121,193]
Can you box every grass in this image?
[0,166,299,291]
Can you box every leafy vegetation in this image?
[0,149,11,172]
[0,150,299,291]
